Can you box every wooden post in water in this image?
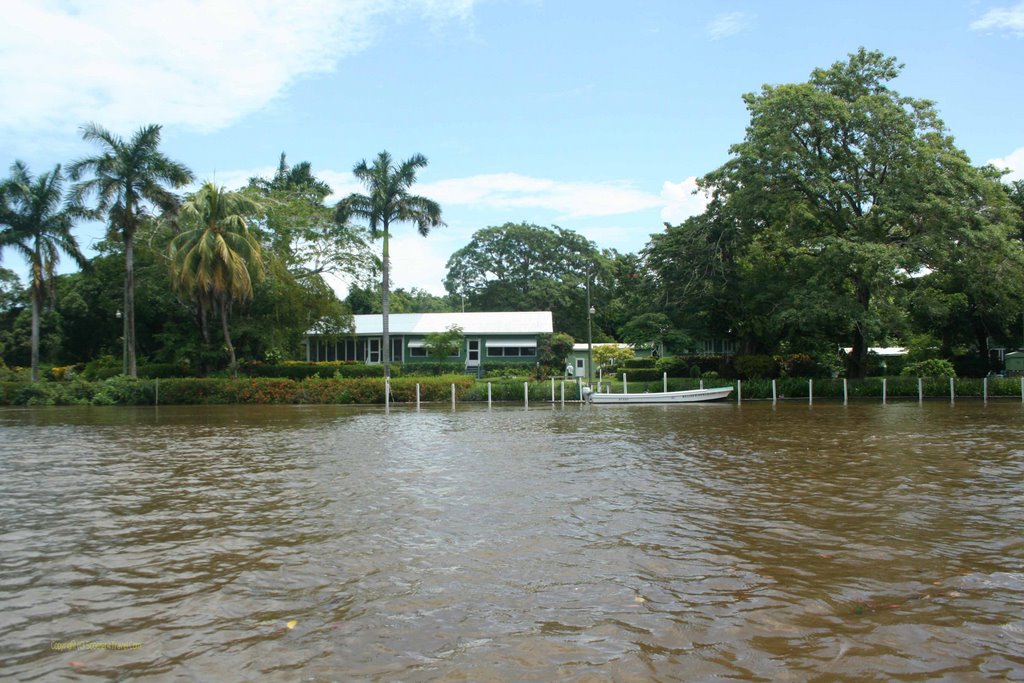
[663,372,668,393]
[524,381,529,408]
[882,378,887,405]
[737,379,742,404]
[487,382,492,408]
[809,379,813,406]
[950,377,955,404]
[416,383,421,409]
[843,378,848,405]
[771,379,777,404]
[918,378,923,404]
[623,373,628,394]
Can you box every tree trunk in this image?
[198,295,212,376]
[848,278,870,379]
[381,223,391,379]
[221,297,236,376]
[30,273,41,383]
[124,233,137,377]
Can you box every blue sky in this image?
[2,0,1023,295]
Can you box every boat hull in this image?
[585,386,734,404]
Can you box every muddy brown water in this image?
[1,401,1022,681]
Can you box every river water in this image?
[1,401,1023,681]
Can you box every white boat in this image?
[583,386,734,404]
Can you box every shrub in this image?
[779,353,824,378]
[901,358,956,378]
[137,363,198,379]
[81,355,121,381]
[618,368,662,382]
[622,358,656,369]
[400,362,463,376]
[654,355,691,377]
[733,354,779,379]
[93,376,154,405]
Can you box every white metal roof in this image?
[350,311,553,336]
[571,342,632,351]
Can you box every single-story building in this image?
[306,311,554,372]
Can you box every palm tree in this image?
[335,151,443,377]
[69,123,193,377]
[0,162,87,381]
[169,182,264,373]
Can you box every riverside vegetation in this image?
[3,49,1024,389]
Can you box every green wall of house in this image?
[307,334,541,366]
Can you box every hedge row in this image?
[0,376,474,406]
[2,375,1020,406]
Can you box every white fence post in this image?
[918,377,923,404]
[809,379,813,406]
[663,372,667,393]
[560,381,565,406]
[737,379,742,404]
[623,373,628,395]
[551,377,555,403]
[950,377,955,405]
[487,381,492,408]
[524,381,529,408]
[843,378,848,405]
[882,378,887,405]
[771,379,777,404]
[451,383,456,408]
[416,383,421,409]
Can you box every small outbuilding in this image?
[1005,351,1024,374]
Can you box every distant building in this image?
[306,311,553,373]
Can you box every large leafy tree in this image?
[0,162,87,380]
[701,48,1011,377]
[169,182,264,372]
[69,123,194,377]
[335,151,443,378]
[246,153,375,283]
[444,223,611,340]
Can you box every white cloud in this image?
[659,176,711,224]
[419,173,664,218]
[706,12,753,40]
[989,147,1024,182]
[970,2,1024,35]
[0,0,476,135]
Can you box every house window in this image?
[409,346,428,357]
[487,346,537,357]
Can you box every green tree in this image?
[335,151,444,378]
[443,223,610,339]
[246,153,375,283]
[0,162,87,380]
[69,123,194,377]
[701,48,1008,377]
[424,324,463,359]
[169,182,264,373]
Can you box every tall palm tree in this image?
[0,162,87,381]
[335,151,443,377]
[69,123,193,377]
[169,182,264,373]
